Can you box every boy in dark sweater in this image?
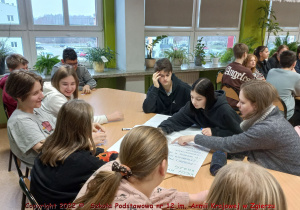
[222,43,254,109]
[143,58,191,115]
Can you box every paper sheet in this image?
[108,114,210,177]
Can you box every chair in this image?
[273,97,287,119]
[3,103,13,172]
[215,70,224,89]
[221,84,240,114]
[12,153,34,210]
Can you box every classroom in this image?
[1,0,300,209]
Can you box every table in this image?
[79,88,300,209]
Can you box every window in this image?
[0,0,103,70]
[144,0,241,62]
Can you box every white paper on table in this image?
[108,114,210,177]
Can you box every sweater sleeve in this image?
[158,102,194,134]
[93,115,108,124]
[45,93,68,117]
[194,122,278,153]
[211,108,242,137]
[81,67,97,90]
[150,187,189,209]
[142,85,159,113]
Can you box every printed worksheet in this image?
[108,114,210,177]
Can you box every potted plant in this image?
[164,46,188,67]
[269,32,299,56]
[193,37,206,66]
[0,40,11,75]
[145,35,167,68]
[34,53,60,75]
[86,47,116,72]
[220,48,234,64]
[210,52,222,65]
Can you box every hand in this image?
[189,190,209,206]
[172,135,195,145]
[92,132,107,145]
[202,128,212,136]
[92,123,106,132]
[82,85,92,94]
[152,72,161,88]
[106,111,124,122]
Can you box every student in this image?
[0,53,29,117]
[5,70,56,167]
[267,50,300,123]
[30,99,118,209]
[295,45,300,74]
[51,48,96,94]
[254,46,271,78]
[159,78,242,137]
[268,45,289,69]
[206,162,287,210]
[222,43,254,109]
[6,70,105,167]
[42,65,124,124]
[73,126,208,209]
[174,80,300,176]
[143,58,191,115]
[242,54,265,80]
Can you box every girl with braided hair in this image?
[73,126,208,209]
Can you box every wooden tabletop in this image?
[79,88,300,209]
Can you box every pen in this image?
[122,128,132,131]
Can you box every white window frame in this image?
[0,0,104,70]
[144,0,242,62]
[264,31,299,46]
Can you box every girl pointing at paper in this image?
[158,78,242,137]
[173,80,300,176]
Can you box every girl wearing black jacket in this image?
[158,78,242,137]
[254,46,271,78]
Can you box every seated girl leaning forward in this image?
[174,80,300,176]
[41,64,124,124]
[5,70,56,167]
[72,126,208,210]
[30,99,118,208]
[158,77,243,137]
[205,161,287,210]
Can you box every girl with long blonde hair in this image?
[242,54,265,80]
[30,99,118,208]
[206,162,287,210]
[73,126,208,209]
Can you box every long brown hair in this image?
[51,65,79,99]
[39,99,95,167]
[240,80,278,119]
[73,126,168,209]
[206,162,287,210]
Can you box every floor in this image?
[0,128,31,210]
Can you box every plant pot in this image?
[93,62,105,72]
[194,56,202,66]
[172,58,183,67]
[145,58,156,68]
[212,58,219,65]
[0,57,5,75]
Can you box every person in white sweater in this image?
[41,65,124,124]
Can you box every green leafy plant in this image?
[34,53,60,75]
[145,35,167,59]
[209,52,222,59]
[0,40,11,60]
[86,47,116,64]
[241,37,258,54]
[164,46,188,65]
[257,3,282,45]
[269,32,299,56]
[193,37,206,65]
[220,48,234,63]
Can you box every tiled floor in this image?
[0,128,29,209]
